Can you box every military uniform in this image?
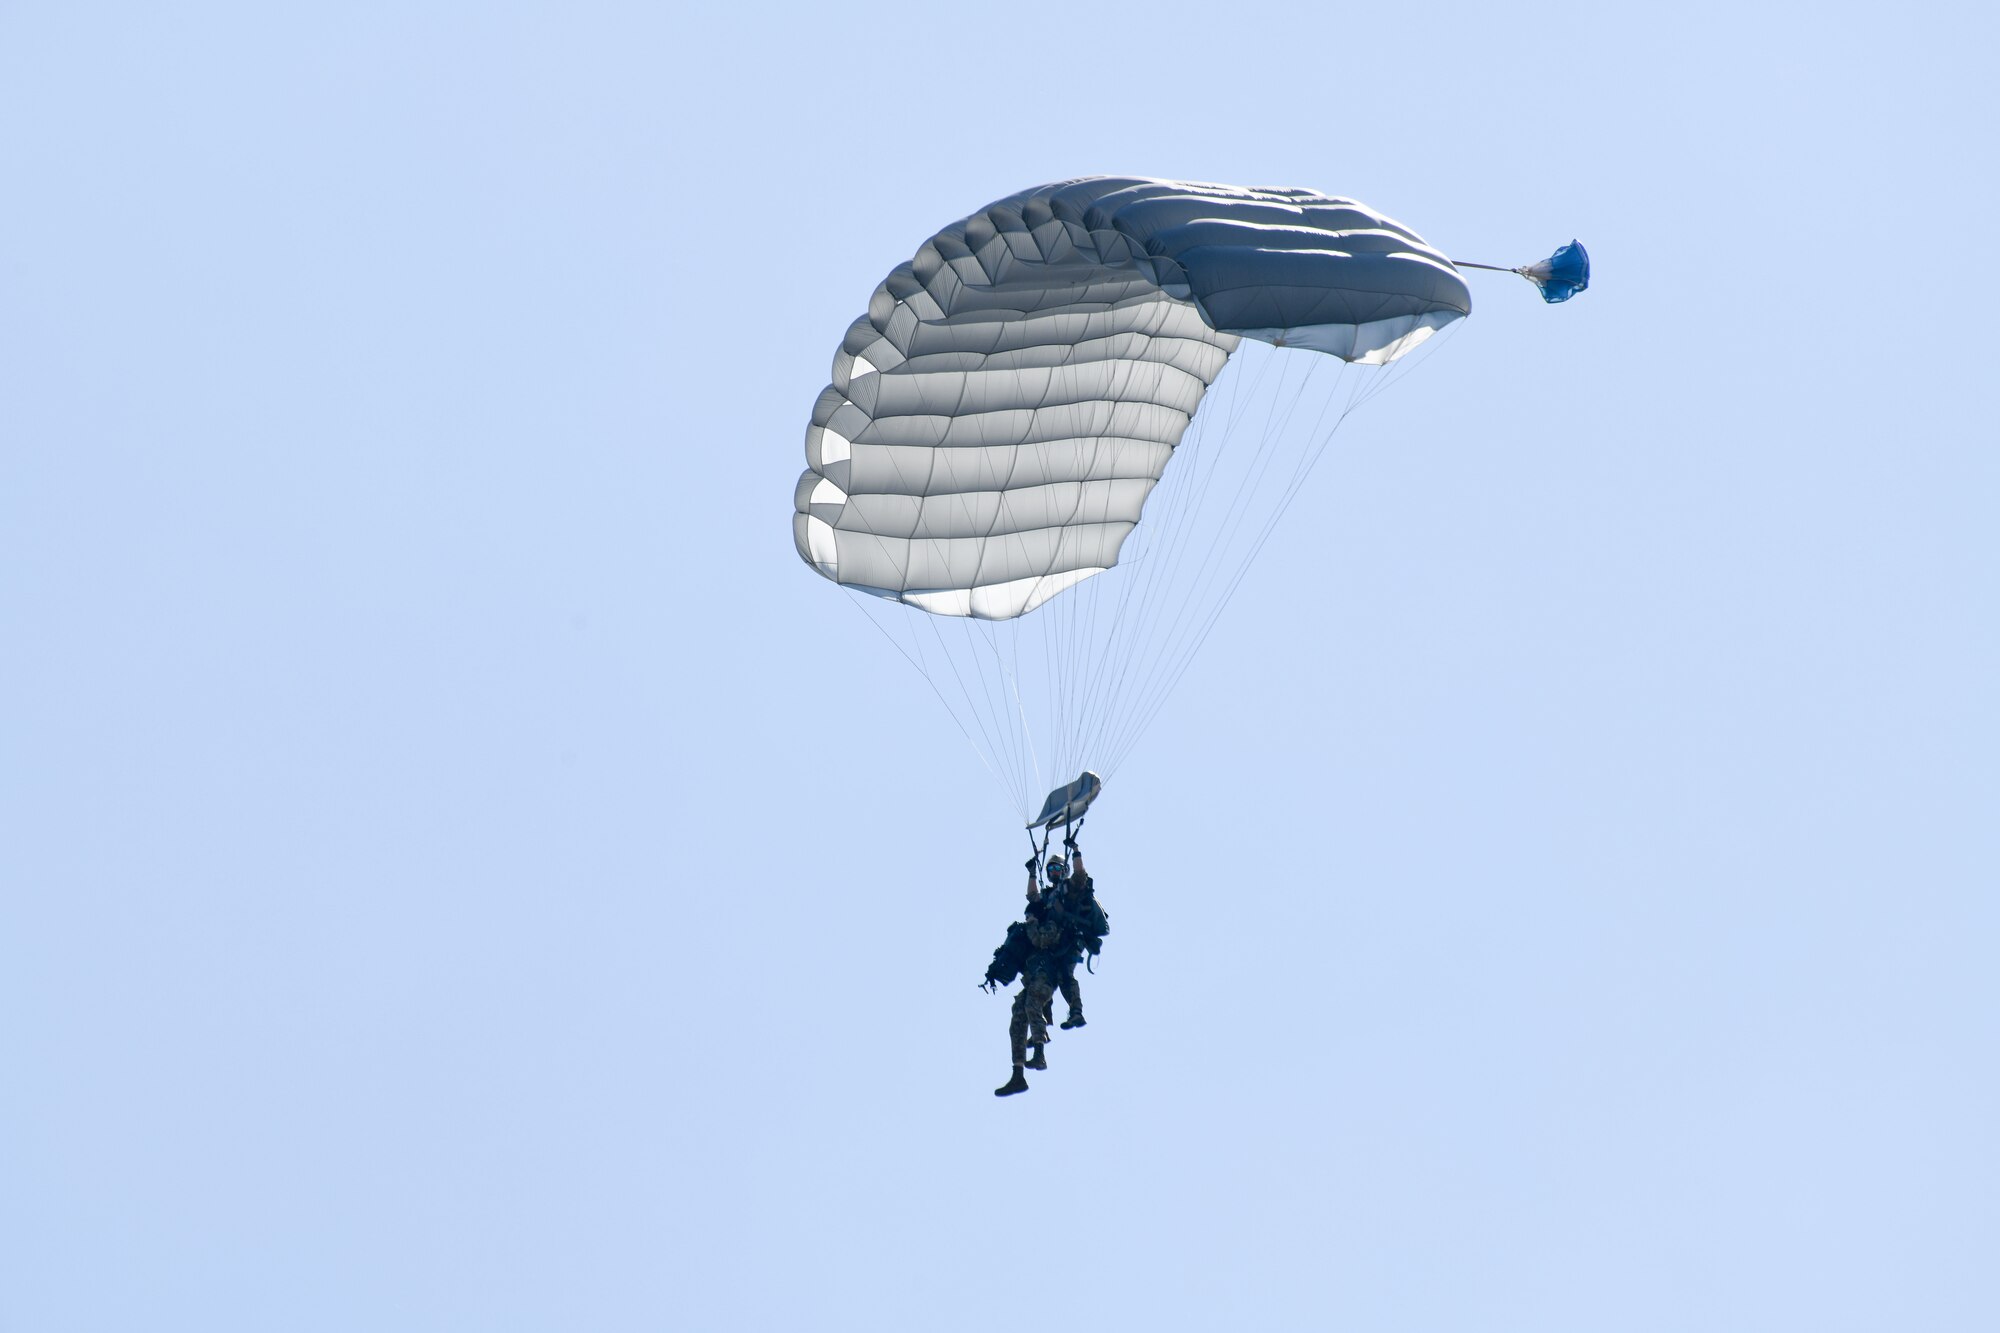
[1008,908,1064,1066]
[992,848,1108,1095]
[1049,871,1102,1025]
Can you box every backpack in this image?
[984,921,1032,987]
[1079,900,1110,954]
[1064,891,1110,955]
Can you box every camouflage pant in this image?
[1008,955,1059,1065]
[1057,955,1083,1018]
[1037,963,1083,1027]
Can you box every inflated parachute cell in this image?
[793,177,1472,620]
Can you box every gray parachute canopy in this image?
[793,177,1471,621]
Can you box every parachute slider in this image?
[1030,772,1102,830]
[1455,240,1590,303]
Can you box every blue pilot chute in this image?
[1457,240,1592,302]
[1518,240,1590,303]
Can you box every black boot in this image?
[1060,1011,1087,1029]
[994,1067,1029,1096]
[1025,1044,1048,1071]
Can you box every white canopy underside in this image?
[793,178,1470,620]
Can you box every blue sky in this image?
[3,3,1995,1330]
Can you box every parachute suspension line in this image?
[1050,543,1075,782]
[976,616,1040,816]
[1042,334,1085,788]
[991,625,1040,818]
[1219,337,1281,438]
[1093,344,1290,778]
[1102,346,1369,776]
[1095,346,1326,777]
[842,589,1017,811]
[888,420,1032,808]
[1043,587,1067,788]
[1068,328,1125,786]
[975,628,1023,815]
[1061,405,1112,777]
[1099,327,1461,778]
[1077,345,1269,770]
[921,607,1026,818]
[1159,350,1314,623]
[1106,352,1371,773]
[916,611,1024,817]
[1346,320,1461,416]
[1004,622,1042,809]
[965,617,1028,814]
[1101,363,1354,775]
[838,339,1464,826]
[1063,346,1246,779]
[1067,396,1122,774]
[872,327,1463,817]
[853,334,1457,820]
[865,445,1033,814]
[931,442,1028,812]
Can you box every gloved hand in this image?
[1025,854,1038,872]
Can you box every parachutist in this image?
[1045,839,1107,1030]
[982,837,1110,1096]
